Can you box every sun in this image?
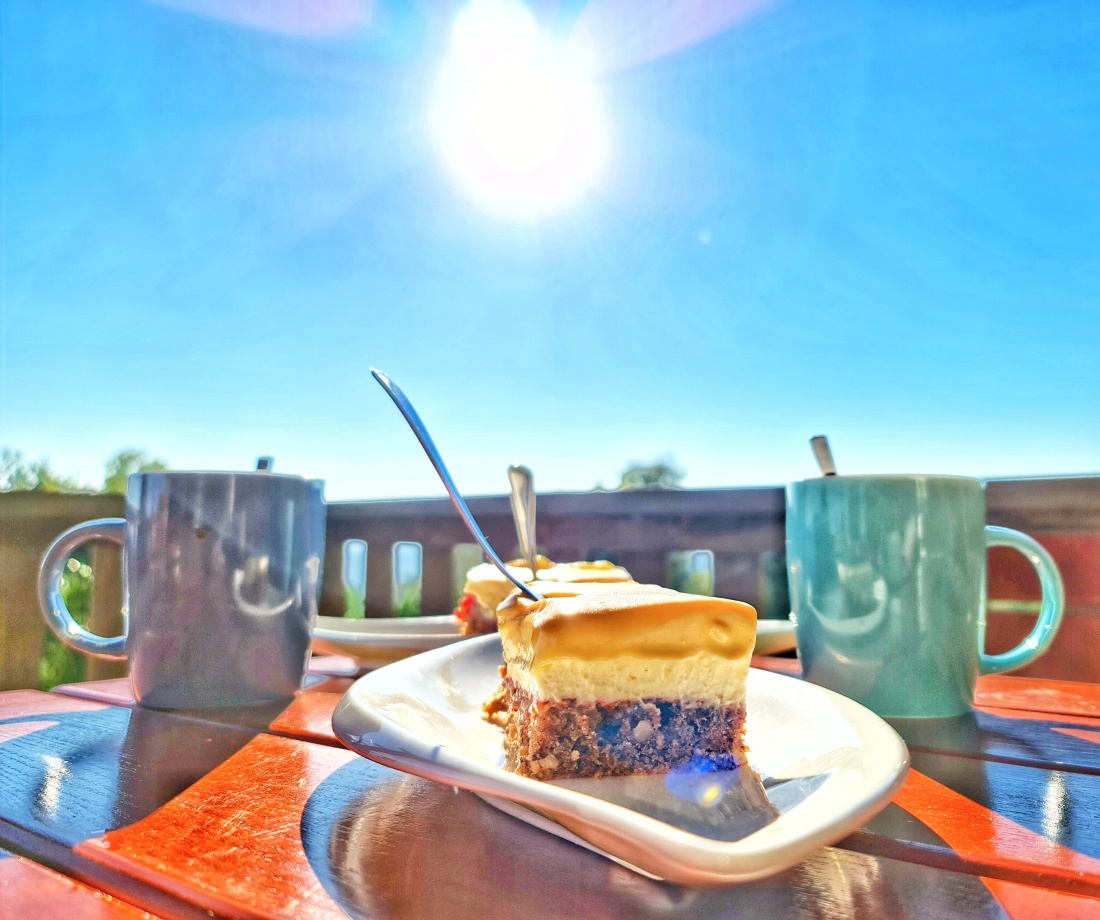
[431,0,607,218]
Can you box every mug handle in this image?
[979,525,1065,676]
[37,519,129,661]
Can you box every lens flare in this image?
[431,0,607,217]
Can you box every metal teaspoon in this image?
[371,368,542,601]
[507,464,538,578]
[809,435,838,476]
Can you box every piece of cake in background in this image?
[453,557,633,635]
[454,557,548,635]
[493,582,757,780]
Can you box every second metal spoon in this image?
[810,435,838,477]
[508,464,538,577]
[371,368,542,602]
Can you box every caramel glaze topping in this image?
[545,560,616,572]
[508,555,555,571]
[499,583,757,663]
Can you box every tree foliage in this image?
[104,449,169,494]
[0,447,168,494]
[615,457,685,491]
[0,448,88,492]
[39,560,94,689]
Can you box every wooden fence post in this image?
[0,540,47,691]
[88,541,127,681]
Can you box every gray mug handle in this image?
[37,519,128,661]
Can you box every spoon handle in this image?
[809,435,838,477]
[371,369,542,602]
[508,464,538,576]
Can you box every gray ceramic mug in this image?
[38,471,326,710]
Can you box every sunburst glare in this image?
[431,0,607,217]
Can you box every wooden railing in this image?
[321,485,790,620]
[2,476,1098,691]
[0,492,126,691]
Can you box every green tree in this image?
[615,457,685,491]
[0,448,88,492]
[104,449,169,494]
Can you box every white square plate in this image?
[332,635,907,886]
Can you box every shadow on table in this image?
[0,705,255,844]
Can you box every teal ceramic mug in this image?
[787,475,1065,718]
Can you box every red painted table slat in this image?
[77,734,356,920]
[976,676,1100,720]
[982,878,1100,920]
[871,765,1100,893]
[52,678,136,707]
[0,850,162,920]
[267,692,347,747]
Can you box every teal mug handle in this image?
[980,525,1065,676]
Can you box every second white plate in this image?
[753,618,797,656]
[311,615,465,668]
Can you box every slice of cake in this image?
[454,558,547,635]
[494,583,757,780]
[454,557,633,636]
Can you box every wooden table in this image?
[5,655,1100,919]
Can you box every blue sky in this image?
[2,0,1098,500]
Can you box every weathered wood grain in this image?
[267,692,346,747]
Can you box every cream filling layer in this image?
[504,651,749,704]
